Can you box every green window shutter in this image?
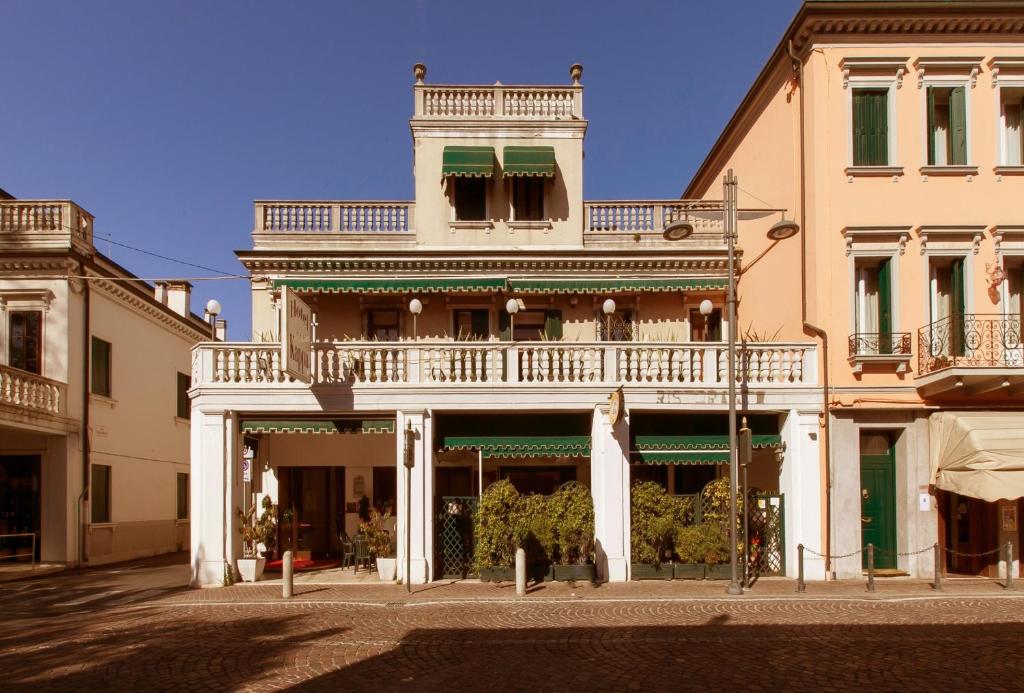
[853,91,868,165]
[951,258,966,356]
[927,88,936,165]
[853,90,888,166]
[877,259,893,354]
[871,91,888,165]
[949,86,967,166]
[499,310,510,340]
[544,310,563,340]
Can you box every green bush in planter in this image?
[675,521,730,565]
[700,478,744,556]
[473,480,522,570]
[631,481,689,565]
[518,492,555,568]
[548,482,595,565]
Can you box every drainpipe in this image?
[788,39,833,579]
[77,263,91,565]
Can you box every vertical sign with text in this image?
[280,285,313,384]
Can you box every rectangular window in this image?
[511,178,544,221]
[927,86,967,165]
[1000,87,1024,166]
[452,177,486,221]
[852,88,889,166]
[91,464,111,524]
[453,309,489,340]
[176,472,189,520]
[688,308,722,342]
[1007,260,1023,325]
[91,337,112,397]
[176,372,191,419]
[502,310,561,341]
[930,257,966,357]
[365,309,400,341]
[600,309,635,341]
[9,311,42,374]
[854,258,893,354]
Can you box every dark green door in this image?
[860,445,897,569]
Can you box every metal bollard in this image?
[866,544,875,593]
[796,544,806,593]
[282,550,294,599]
[933,543,942,591]
[515,547,527,597]
[1007,541,1015,591]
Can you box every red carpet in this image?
[264,558,343,572]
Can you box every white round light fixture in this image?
[602,298,617,315]
[505,298,520,315]
[205,299,222,317]
[699,299,714,316]
[408,298,423,315]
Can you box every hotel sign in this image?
[280,286,313,384]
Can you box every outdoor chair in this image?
[353,534,372,572]
[338,532,355,570]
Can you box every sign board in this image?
[280,286,313,383]
[607,387,624,425]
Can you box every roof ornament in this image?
[413,63,426,85]
[570,63,583,85]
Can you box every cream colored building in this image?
[685,0,1024,578]
[0,197,210,565]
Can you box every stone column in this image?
[779,409,825,580]
[396,410,433,584]
[591,405,630,582]
[190,408,241,587]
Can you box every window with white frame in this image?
[1006,257,1024,325]
[852,87,891,166]
[926,85,968,166]
[928,256,968,357]
[853,257,896,354]
[999,87,1024,166]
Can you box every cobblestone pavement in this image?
[2,558,1024,691]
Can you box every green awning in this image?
[634,435,782,450]
[442,146,496,177]
[507,278,727,294]
[503,146,556,177]
[273,278,507,294]
[631,451,730,465]
[241,419,396,434]
[442,436,591,459]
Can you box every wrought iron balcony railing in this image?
[848,332,912,357]
[917,314,1024,375]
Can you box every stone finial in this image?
[570,63,583,85]
[413,63,426,84]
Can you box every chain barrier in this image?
[943,546,1003,558]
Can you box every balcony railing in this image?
[194,341,816,388]
[0,200,94,250]
[254,201,414,234]
[848,332,912,357]
[0,364,67,417]
[414,85,582,119]
[917,314,1023,375]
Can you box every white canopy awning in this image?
[930,411,1024,503]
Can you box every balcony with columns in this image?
[0,199,95,254]
[0,363,70,432]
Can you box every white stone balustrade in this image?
[194,341,816,388]
[0,200,94,251]
[414,85,582,119]
[584,200,728,235]
[255,201,414,234]
[0,364,67,416]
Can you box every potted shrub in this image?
[518,493,555,582]
[630,481,681,580]
[673,524,707,580]
[474,480,521,582]
[698,522,732,579]
[360,508,396,581]
[548,482,596,582]
[237,496,277,582]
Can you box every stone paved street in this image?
[2,555,1024,691]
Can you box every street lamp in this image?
[602,298,616,341]
[205,299,222,341]
[505,298,520,339]
[699,299,713,340]
[408,298,423,339]
[663,169,798,596]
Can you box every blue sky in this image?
[1,0,801,339]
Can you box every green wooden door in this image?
[860,446,897,569]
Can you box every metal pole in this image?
[866,543,875,592]
[933,542,942,591]
[1007,541,1014,591]
[741,431,749,587]
[725,170,742,596]
[406,448,412,593]
[797,543,805,593]
[478,449,483,499]
[282,550,293,598]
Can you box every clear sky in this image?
[1,0,802,339]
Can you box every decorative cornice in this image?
[90,277,209,342]
[917,225,986,256]
[839,57,908,89]
[991,57,1024,87]
[913,56,983,89]
[841,226,912,256]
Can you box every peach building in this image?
[685,0,1024,578]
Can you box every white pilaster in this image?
[396,409,433,584]
[591,406,630,582]
[190,408,240,587]
[780,409,826,579]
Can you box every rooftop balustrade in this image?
[0,200,94,252]
[413,84,583,120]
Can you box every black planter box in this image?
[631,562,673,580]
[479,566,516,582]
[705,564,731,580]
[552,564,596,582]
[673,563,706,580]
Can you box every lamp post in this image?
[663,169,798,596]
[699,298,713,340]
[602,298,616,340]
[505,298,520,339]
[408,298,423,339]
[205,299,222,341]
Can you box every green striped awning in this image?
[507,278,727,294]
[503,146,556,177]
[241,419,396,435]
[273,278,507,294]
[631,451,730,465]
[442,436,591,459]
[634,435,782,450]
[442,146,496,177]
